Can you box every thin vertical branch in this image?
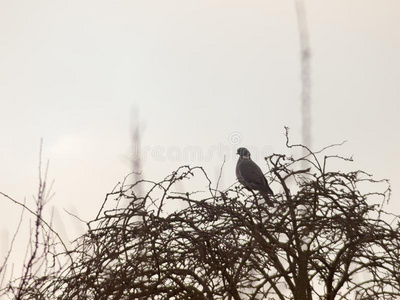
[214,155,226,198]
[130,107,144,200]
[131,108,142,178]
[295,0,312,155]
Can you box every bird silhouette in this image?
[236,147,274,207]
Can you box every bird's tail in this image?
[260,190,274,207]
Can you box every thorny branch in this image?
[1,135,399,299]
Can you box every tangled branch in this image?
[1,139,399,300]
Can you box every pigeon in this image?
[236,147,274,207]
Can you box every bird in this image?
[236,147,274,207]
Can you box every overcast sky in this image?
[1,0,400,257]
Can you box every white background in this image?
[1,0,399,276]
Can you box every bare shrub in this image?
[1,134,399,299]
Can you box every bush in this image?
[2,136,399,299]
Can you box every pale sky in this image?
[1,0,400,260]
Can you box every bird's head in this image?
[237,147,251,159]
